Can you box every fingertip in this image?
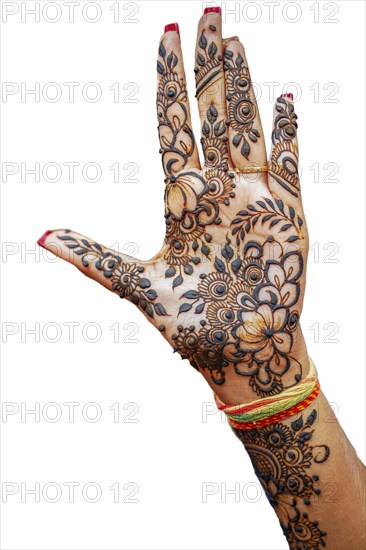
[164,22,180,39]
[159,23,181,53]
[200,7,222,29]
[204,6,221,15]
[280,93,294,101]
[37,230,54,249]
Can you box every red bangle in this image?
[229,381,320,431]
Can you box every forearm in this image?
[228,388,365,549]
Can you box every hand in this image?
[38,9,309,404]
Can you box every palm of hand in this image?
[40,13,309,401]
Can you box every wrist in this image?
[206,329,309,406]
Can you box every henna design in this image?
[57,233,167,319]
[224,49,260,161]
[163,165,236,286]
[172,203,304,393]
[231,197,303,246]
[194,28,222,98]
[270,97,300,197]
[201,103,230,171]
[156,41,196,175]
[157,37,239,288]
[172,322,228,385]
[155,36,306,395]
[233,409,330,549]
[161,101,237,284]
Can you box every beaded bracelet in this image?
[214,358,320,430]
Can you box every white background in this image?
[1,1,365,549]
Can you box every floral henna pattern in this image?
[172,203,304,394]
[156,36,306,395]
[163,165,236,280]
[158,39,238,288]
[173,236,304,392]
[57,233,167,319]
[224,49,260,161]
[234,409,330,549]
[269,96,300,197]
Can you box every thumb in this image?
[37,229,168,321]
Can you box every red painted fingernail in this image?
[281,93,294,100]
[164,23,180,38]
[204,7,221,15]
[37,230,53,249]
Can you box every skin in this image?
[38,10,365,549]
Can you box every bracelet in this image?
[214,358,320,430]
